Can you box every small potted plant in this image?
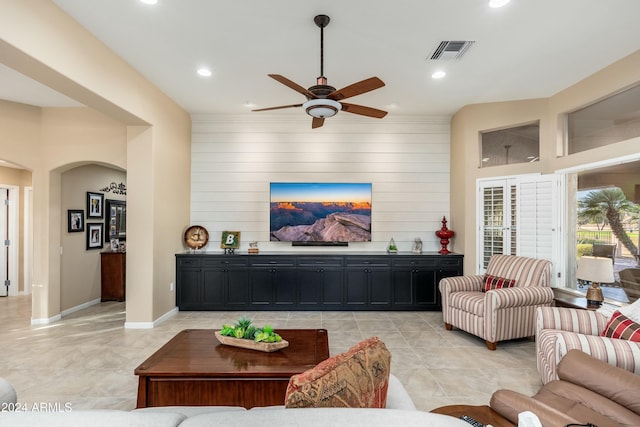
[387,238,398,254]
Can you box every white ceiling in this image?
[2,0,640,117]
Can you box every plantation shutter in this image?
[478,175,558,278]
[517,177,555,260]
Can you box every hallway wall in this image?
[61,164,126,311]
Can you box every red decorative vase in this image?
[435,216,455,254]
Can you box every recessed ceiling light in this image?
[432,71,446,79]
[140,0,158,5]
[197,68,212,77]
[243,102,256,109]
[489,0,511,8]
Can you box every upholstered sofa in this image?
[535,306,640,384]
[491,349,640,427]
[0,375,469,426]
[440,254,553,350]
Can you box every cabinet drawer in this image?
[345,257,390,267]
[249,257,296,267]
[203,257,248,268]
[437,257,462,268]
[177,257,202,268]
[392,258,437,268]
[297,257,344,267]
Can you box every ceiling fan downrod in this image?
[314,14,330,86]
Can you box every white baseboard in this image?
[31,298,102,325]
[125,306,178,329]
[61,298,102,317]
[31,314,62,325]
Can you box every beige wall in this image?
[451,49,640,274]
[0,2,191,325]
[61,164,126,311]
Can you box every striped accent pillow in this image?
[601,311,640,342]
[483,275,516,292]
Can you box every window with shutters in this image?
[477,175,559,282]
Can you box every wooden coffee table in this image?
[135,328,329,408]
[431,405,514,427]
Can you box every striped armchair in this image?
[536,306,640,384]
[439,255,553,350]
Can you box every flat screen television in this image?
[270,182,372,242]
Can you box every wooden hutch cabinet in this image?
[101,251,126,302]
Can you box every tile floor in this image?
[0,295,542,412]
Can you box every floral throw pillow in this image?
[284,337,391,409]
[483,275,516,292]
[601,310,640,342]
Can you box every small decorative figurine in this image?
[248,241,259,254]
[435,216,455,254]
[412,238,423,254]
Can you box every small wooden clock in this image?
[184,225,209,250]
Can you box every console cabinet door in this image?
[273,268,296,306]
[202,269,225,307]
[391,269,414,307]
[345,269,368,307]
[321,269,344,308]
[414,269,438,307]
[369,269,392,307]
[176,256,202,309]
[177,267,201,309]
[345,257,391,308]
[249,268,274,306]
[297,268,323,307]
[297,257,344,308]
[201,258,249,309]
[226,268,249,308]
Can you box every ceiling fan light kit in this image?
[253,14,387,128]
[303,99,341,118]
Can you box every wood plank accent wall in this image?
[190,114,451,253]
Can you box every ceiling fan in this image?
[252,14,387,129]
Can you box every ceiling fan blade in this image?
[268,74,317,99]
[252,104,302,112]
[340,102,388,118]
[327,77,385,101]
[312,117,325,129]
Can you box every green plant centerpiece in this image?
[215,316,288,352]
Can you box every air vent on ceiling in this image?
[429,40,475,60]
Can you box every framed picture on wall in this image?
[86,223,104,250]
[104,199,126,242]
[87,192,104,219]
[67,209,84,233]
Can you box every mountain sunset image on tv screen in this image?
[270,183,372,242]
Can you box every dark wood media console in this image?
[176,252,463,311]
